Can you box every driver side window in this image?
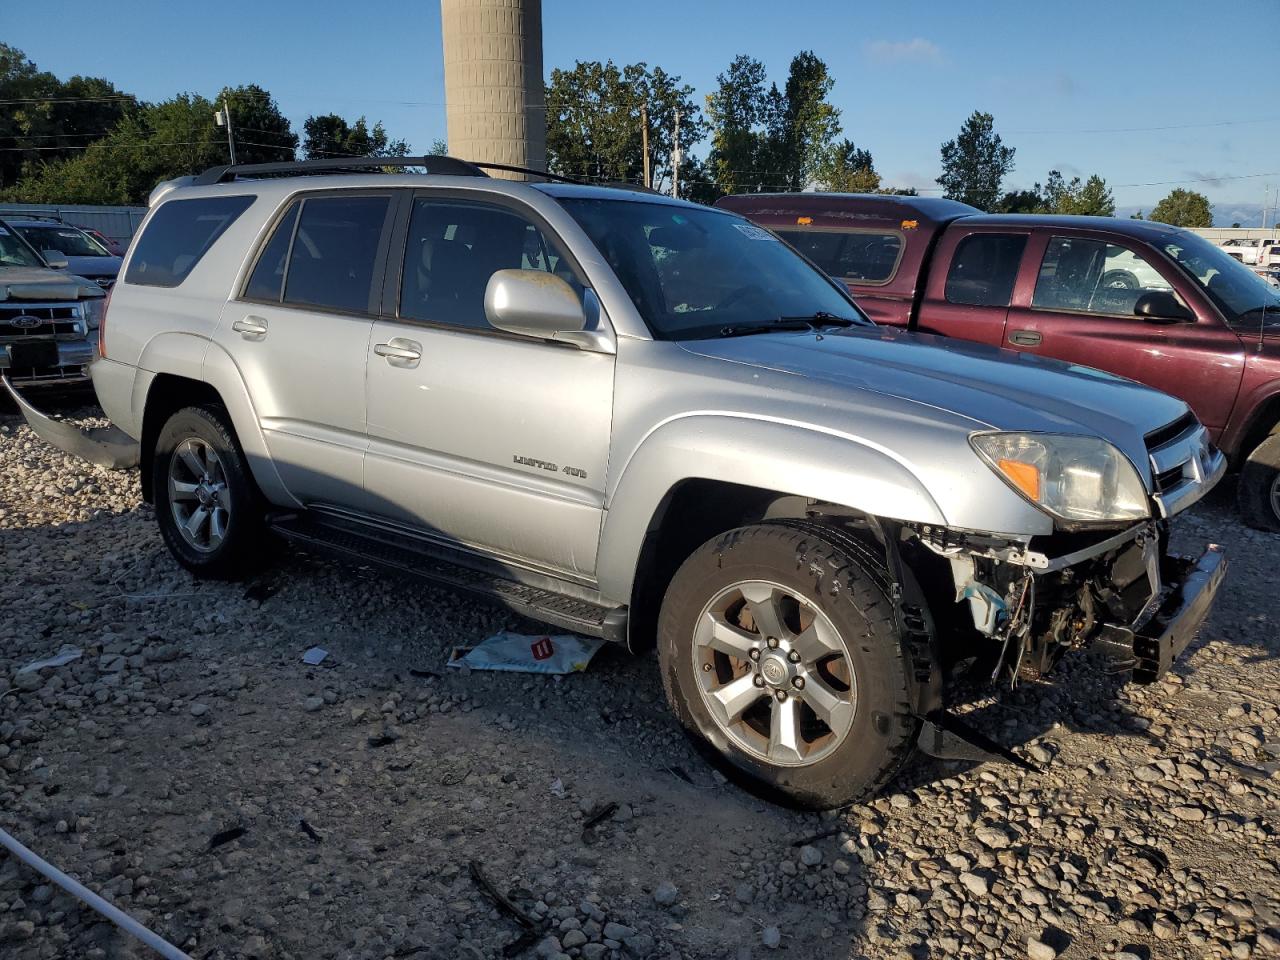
[1034,237,1172,317]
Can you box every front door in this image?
[215,190,395,506]
[363,192,614,578]
[1003,232,1245,437]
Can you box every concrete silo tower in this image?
[441,0,546,177]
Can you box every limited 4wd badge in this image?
[513,455,587,479]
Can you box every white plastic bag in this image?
[446,631,604,675]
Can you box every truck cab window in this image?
[944,234,1027,306]
[1034,237,1173,316]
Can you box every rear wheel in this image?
[153,405,271,579]
[1238,433,1280,533]
[658,522,925,809]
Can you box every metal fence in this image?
[0,203,147,247]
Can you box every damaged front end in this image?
[918,520,1226,686]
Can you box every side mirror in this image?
[484,268,593,346]
[41,250,69,269]
[1133,290,1193,323]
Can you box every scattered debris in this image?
[243,581,278,605]
[446,631,605,675]
[367,734,397,749]
[298,819,323,843]
[300,647,328,666]
[581,801,618,843]
[666,765,694,785]
[15,646,82,675]
[469,860,536,934]
[408,667,441,679]
[790,827,841,848]
[206,826,246,852]
[549,778,567,798]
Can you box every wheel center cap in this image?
[196,483,214,507]
[759,652,792,688]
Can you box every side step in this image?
[268,514,627,642]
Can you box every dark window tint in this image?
[244,202,299,302]
[399,198,578,329]
[1034,236,1174,317]
[944,234,1027,306]
[774,229,903,284]
[283,195,390,314]
[125,196,254,287]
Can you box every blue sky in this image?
[7,0,1279,223]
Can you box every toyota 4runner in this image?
[63,157,1228,808]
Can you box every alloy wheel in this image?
[168,437,231,553]
[691,579,857,767]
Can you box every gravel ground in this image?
[0,402,1277,960]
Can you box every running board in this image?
[268,514,627,642]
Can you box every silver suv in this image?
[82,157,1226,808]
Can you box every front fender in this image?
[595,414,949,602]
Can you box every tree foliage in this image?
[995,170,1115,216]
[302,114,408,159]
[546,59,705,190]
[1149,188,1213,228]
[0,43,135,189]
[5,85,297,205]
[937,111,1015,210]
[705,52,842,197]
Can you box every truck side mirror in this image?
[1133,290,1193,324]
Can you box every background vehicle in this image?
[74,158,1224,809]
[1220,238,1261,264]
[77,225,126,258]
[719,193,1280,532]
[6,215,122,289]
[0,218,101,387]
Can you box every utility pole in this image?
[214,100,236,165]
[640,103,651,189]
[672,109,681,199]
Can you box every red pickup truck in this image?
[717,193,1280,531]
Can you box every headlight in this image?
[80,297,105,330]
[971,432,1150,523]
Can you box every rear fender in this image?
[596,414,947,601]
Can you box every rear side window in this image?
[775,228,903,284]
[125,196,254,287]
[944,234,1027,306]
[283,195,391,314]
[244,201,300,302]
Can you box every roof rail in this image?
[0,211,65,224]
[193,155,488,186]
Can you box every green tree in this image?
[816,139,880,192]
[1149,188,1213,227]
[544,60,704,189]
[994,188,1043,213]
[1039,170,1115,216]
[772,51,841,191]
[705,55,770,196]
[302,114,408,159]
[217,84,297,163]
[937,111,1015,210]
[0,43,136,189]
[5,86,296,205]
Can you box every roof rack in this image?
[193,155,662,195]
[193,155,488,186]
[0,212,66,224]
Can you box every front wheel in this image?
[658,522,925,809]
[1238,433,1280,533]
[153,405,271,579]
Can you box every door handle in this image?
[1009,329,1042,346]
[374,339,422,364]
[232,316,268,339]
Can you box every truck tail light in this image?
[98,288,112,359]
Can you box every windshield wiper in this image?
[778,310,867,328]
[718,319,818,338]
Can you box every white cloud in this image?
[865,38,943,64]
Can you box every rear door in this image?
[217,189,396,505]
[916,228,1030,346]
[362,190,614,578]
[1002,230,1246,436]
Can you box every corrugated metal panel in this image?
[0,204,147,244]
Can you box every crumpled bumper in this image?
[0,338,94,386]
[1095,544,1227,683]
[1,374,139,469]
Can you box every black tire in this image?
[1238,433,1280,533]
[153,405,271,579]
[658,521,926,809]
[1101,269,1139,289]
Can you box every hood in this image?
[680,326,1189,470]
[0,266,105,301]
[63,255,121,279]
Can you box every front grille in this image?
[1144,413,1222,517]
[0,301,84,343]
[1144,411,1197,451]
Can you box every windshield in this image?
[557,198,868,340]
[1161,231,1280,328]
[0,223,45,268]
[16,224,109,258]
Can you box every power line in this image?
[1009,115,1280,135]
